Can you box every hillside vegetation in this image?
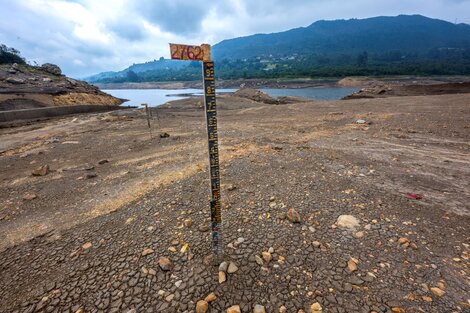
[86,15,470,83]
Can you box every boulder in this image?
[41,63,62,76]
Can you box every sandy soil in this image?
[0,93,469,312]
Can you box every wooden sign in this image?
[169,43,211,62]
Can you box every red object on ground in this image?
[407,193,423,200]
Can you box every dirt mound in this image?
[0,63,123,110]
[343,81,470,99]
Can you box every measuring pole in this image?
[202,61,223,258]
[169,43,223,259]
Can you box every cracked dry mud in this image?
[0,93,469,313]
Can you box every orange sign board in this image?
[169,43,211,62]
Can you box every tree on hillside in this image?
[126,70,140,82]
[0,44,26,64]
[356,51,368,68]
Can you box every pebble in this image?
[262,251,272,263]
[199,224,210,232]
[204,292,217,302]
[253,304,266,313]
[165,294,174,302]
[311,302,322,312]
[219,261,228,272]
[175,280,182,288]
[430,287,445,297]
[279,306,287,313]
[354,231,365,238]
[142,248,154,256]
[196,300,209,313]
[287,208,301,223]
[347,258,358,272]
[336,215,360,230]
[219,271,226,283]
[23,193,38,200]
[227,262,238,274]
[184,219,193,227]
[32,165,50,176]
[227,305,241,313]
[158,257,172,271]
[255,255,264,266]
[82,242,92,250]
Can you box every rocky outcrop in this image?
[0,64,124,111]
[41,63,62,76]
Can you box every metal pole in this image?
[202,61,223,259]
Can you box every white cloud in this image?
[0,0,469,78]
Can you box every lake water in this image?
[103,87,358,107]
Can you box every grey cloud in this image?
[130,0,208,34]
[106,19,148,42]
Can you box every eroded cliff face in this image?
[0,63,124,110]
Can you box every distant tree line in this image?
[90,48,470,83]
[0,44,26,65]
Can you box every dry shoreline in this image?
[0,91,469,312]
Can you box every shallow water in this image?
[104,87,358,107]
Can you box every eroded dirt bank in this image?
[0,93,469,313]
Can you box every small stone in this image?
[336,215,360,230]
[262,251,272,263]
[398,237,409,245]
[227,262,238,273]
[82,242,92,250]
[168,246,177,252]
[236,237,245,244]
[253,304,266,313]
[430,287,445,297]
[86,172,97,179]
[160,132,170,138]
[184,219,193,227]
[165,294,174,302]
[287,208,301,223]
[158,290,165,296]
[311,302,322,312]
[227,184,237,191]
[158,257,172,271]
[23,193,38,200]
[219,261,228,272]
[422,295,432,302]
[312,241,321,248]
[142,248,154,256]
[98,159,109,165]
[148,268,156,275]
[204,292,217,302]
[198,224,210,233]
[32,165,50,176]
[219,271,226,283]
[227,305,241,313]
[355,119,366,124]
[268,247,274,253]
[196,300,209,313]
[175,280,182,288]
[354,231,365,238]
[347,258,358,272]
[279,306,287,313]
[391,308,405,313]
[255,255,264,266]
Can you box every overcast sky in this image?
[1,0,469,78]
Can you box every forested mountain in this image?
[213,15,470,60]
[86,15,470,83]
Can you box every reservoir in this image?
[103,87,359,107]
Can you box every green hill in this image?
[87,15,470,83]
